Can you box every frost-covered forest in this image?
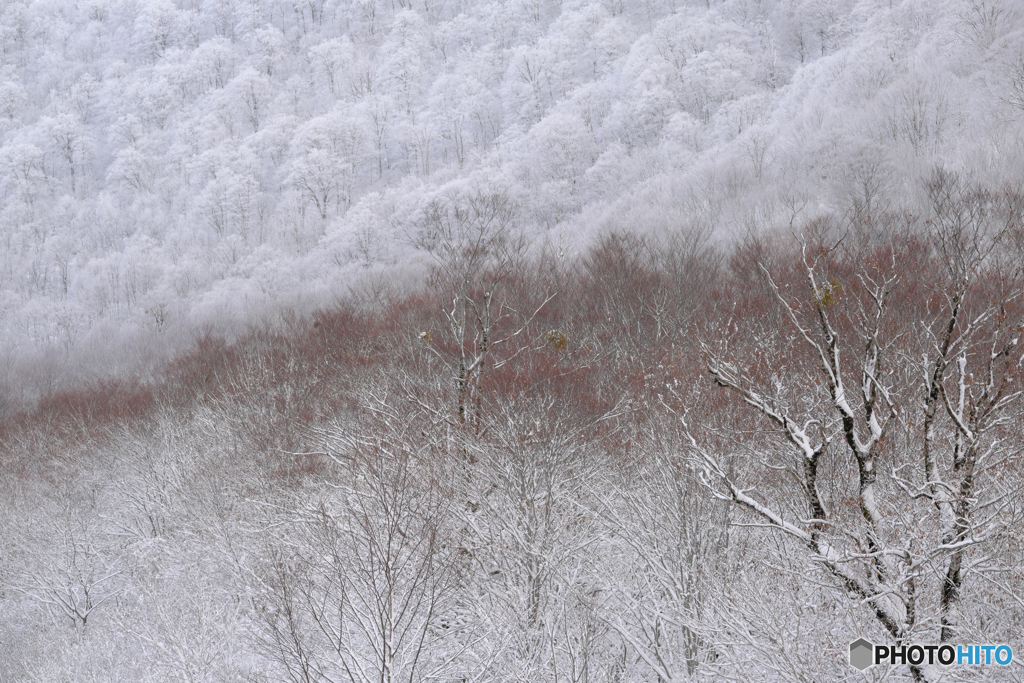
[3,194,1024,681]
[1,0,1024,398]
[2,0,1024,680]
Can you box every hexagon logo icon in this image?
[849,638,875,671]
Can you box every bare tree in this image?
[256,419,462,683]
[692,181,1024,681]
[13,493,121,639]
[452,382,627,682]
[410,187,551,432]
[597,428,727,682]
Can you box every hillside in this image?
[2,0,1023,400]
[2,1,1024,679]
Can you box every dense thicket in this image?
[3,177,1023,681]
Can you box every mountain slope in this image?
[0,0,1021,394]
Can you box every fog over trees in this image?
[1,0,1024,680]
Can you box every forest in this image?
[2,0,1024,680]
[1,172,1023,681]
[1,0,1023,401]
